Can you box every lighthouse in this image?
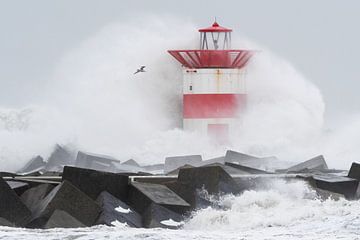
[168,21,253,140]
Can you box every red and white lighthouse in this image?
[168,21,253,140]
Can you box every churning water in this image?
[1,180,360,239]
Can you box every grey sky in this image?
[0,0,359,123]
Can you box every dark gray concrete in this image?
[32,180,101,226]
[129,182,190,215]
[233,175,276,191]
[286,155,328,173]
[164,180,211,210]
[0,177,32,226]
[6,181,30,196]
[177,166,241,195]
[142,203,183,229]
[96,191,142,227]
[45,145,75,172]
[312,186,345,200]
[0,217,13,227]
[164,155,202,174]
[75,151,120,172]
[225,150,280,171]
[44,210,86,229]
[17,156,46,175]
[21,184,55,213]
[131,177,176,185]
[225,162,271,174]
[201,163,250,175]
[348,162,360,181]
[62,166,129,201]
[311,175,359,199]
[0,172,17,178]
[166,164,196,176]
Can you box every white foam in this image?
[160,219,184,227]
[115,206,132,214]
[184,180,357,233]
[109,220,129,228]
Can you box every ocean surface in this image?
[1,180,360,240]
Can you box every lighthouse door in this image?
[207,124,229,143]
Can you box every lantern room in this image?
[168,21,252,69]
[199,21,232,50]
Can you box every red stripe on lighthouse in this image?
[183,94,246,119]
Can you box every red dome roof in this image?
[198,21,232,33]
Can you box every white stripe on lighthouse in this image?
[183,68,247,94]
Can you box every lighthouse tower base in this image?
[182,68,246,139]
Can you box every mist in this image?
[0,17,359,171]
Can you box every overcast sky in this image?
[1,0,359,122]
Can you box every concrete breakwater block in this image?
[6,181,30,196]
[111,162,145,174]
[32,180,101,227]
[142,164,165,174]
[0,177,32,226]
[96,191,142,227]
[177,166,241,195]
[312,187,345,200]
[0,172,17,178]
[233,175,276,192]
[44,210,86,229]
[201,156,225,165]
[225,150,279,170]
[76,151,120,172]
[200,162,250,175]
[0,217,13,227]
[45,145,75,172]
[131,177,176,185]
[62,166,129,201]
[166,164,195,176]
[225,162,270,174]
[348,162,360,180]
[128,182,190,215]
[164,180,211,210]
[286,155,328,173]
[122,159,141,167]
[21,184,55,213]
[17,156,46,175]
[310,175,359,199]
[41,171,62,177]
[142,203,184,229]
[164,155,202,174]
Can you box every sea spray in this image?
[184,180,357,231]
[0,17,357,172]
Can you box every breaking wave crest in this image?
[183,180,360,239]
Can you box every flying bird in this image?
[134,66,146,74]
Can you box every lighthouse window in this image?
[200,31,231,50]
[189,86,193,91]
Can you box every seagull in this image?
[134,66,146,74]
